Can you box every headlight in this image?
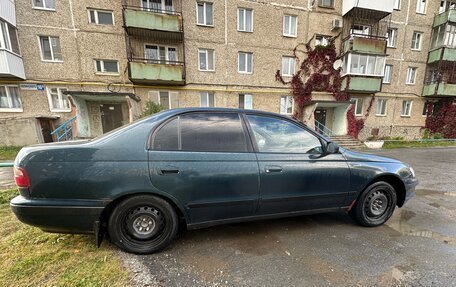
[409,167,415,177]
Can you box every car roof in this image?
[163,107,287,118]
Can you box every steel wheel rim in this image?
[365,190,389,218]
[125,206,164,240]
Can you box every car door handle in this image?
[265,165,283,173]
[158,168,180,175]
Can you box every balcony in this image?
[433,9,456,27]
[428,47,456,64]
[123,6,183,41]
[0,0,16,26]
[128,59,185,85]
[342,35,387,55]
[0,50,25,80]
[341,76,382,93]
[342,0,394,19]
[423,82,456,97]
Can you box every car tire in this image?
[349,181,397,227]
[108,195,179,254]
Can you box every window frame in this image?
[88,9,115,25]
[196,2,214,27]
[38,35,63,62]
[280,95,294,115]
[0,20,21,56]
[155,91,179,109]
[401,100,413,117]
[354,98,363,116]
[341,54,386,77]
[238,52,253,74]
[318,0,334,8]
[283,14,298,38]
[0,85,23,112]
[387,28,397,48]
[46,87,70,112]
[144,44,179,63]
[237,7,253,32]
[411,31,423,50]
[198,48,215,71]
[394,0,401,10]
[315,35,331,46]
[281,56,296,77]
[239,94,253,109]
[416,0,427,14]
[141,0,174,12]
[200,91,215,107]
[383,64,393,84]
[406,67,417,84]
[32,0,55,11]
[376,99,388,116]
[94,59,119,75]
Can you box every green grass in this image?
[383,140,456,149]
[0,146,21,161]
[0,189,131,287]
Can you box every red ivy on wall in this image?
[425,99,456,138]
[347,95,375,138]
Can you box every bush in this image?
[141,101,165,118]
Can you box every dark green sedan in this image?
[11,108,418,254]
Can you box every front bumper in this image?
[10,196,105,234]
[402,177,419,206]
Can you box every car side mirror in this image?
[326,142,339,154]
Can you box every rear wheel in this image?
[349,181,397,227]
[108,195,178,254]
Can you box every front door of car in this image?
[245,114,350,215]
[148,112,259,224]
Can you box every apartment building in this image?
[0,0,454,146]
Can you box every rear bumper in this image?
[403,177,418,205]
[10,196,105,234]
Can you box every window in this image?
[383,65,393,84]
[157,91,179,109]
[0,86,22,111]
[411,31,423,50]
[406,67,417,84]
[142,0,174,12]
[197,2,213,26]
[342,54,386,76]
[237,8,253,32]
[439,0,456,13]
[33,0,55,10]
[401,100,412,116]
[387,28,397,47]
[152,117,179,151]
[431,24,456,49]
[88,9,114,25]
[247,115,322,154]
[47,87,70,112]
[280,96,293,115]
[394,0,401,9]
[422,101,434,116]
[283,15,297,37]
[145,45,177,64]
[239,94,253,109]
[180,113,248,152]
[238,52,253,74]
[0,20,20,55]
[95,60,119,74]
[281,56,296,77]
[354,98,363,116]
[39,36,62,61]
[350,24,370,36]
[319,0,334,8]
[200,92,215,107]
[416,0,426,14]
[315,35,331,46]
[198,49,214,71]
[376,99,387,116]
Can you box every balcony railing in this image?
[433,8,456,27]
[342,34,387,55]
[128,58,185,85]
[341,76,383,93]
[123,5,183,33]
[0,50,25,79]
[423,82,456,97]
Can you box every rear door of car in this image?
[244,114,351,215]
[148,112,259,224]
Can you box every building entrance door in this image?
[315,109,327,125]
[100,104,123,133]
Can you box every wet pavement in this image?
[124,147,456,287]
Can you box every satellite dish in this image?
[333,59,343,70]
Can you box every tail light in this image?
[14,167,30,188]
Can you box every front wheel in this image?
[108,195,179,254]
[349,181,397,227]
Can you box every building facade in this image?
[0,0,453,145]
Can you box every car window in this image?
[152,117,179,151]
[246,115,323,154]
[180,113,248,152]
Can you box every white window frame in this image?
[196,2,214,27]
[88,9,114,25]
[281,56,296,77]
[237,8,253,32]
[32,0,55,11]
[200,91,215,107]
[319,0,334,8]
[238,52,253,74]
[354,98,363,116]
[401,100,413,117]
[387,28,397,48]
[0,85,23,112]
[394,0,401,10]
[94,59,119,75]
[406,67,417,84]
[153,91,179,109]
[239,94,253,109]
[144,44,178,63]
[411,31,423,50]
[280,95,294,115]
[46,87,71,112]
[198,48,215,71]
[383,64,393,84]
[342,54,386,77]
[376,99,387,116]
[283,15,297,37]
[315,35,331,46]
[38,35,63,62]
[416,0,427,14]
[0,20,20,56]
[141,0,174,12]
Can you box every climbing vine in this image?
[425,99,456,138]
[346,95,375,138]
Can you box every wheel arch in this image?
[361,173,407,207]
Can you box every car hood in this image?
[340,148,402,164]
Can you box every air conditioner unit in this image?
[332,19,342,30]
